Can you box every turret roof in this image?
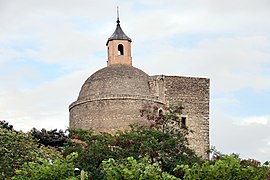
[106,18,132,45]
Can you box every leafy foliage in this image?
[63,104,200,179]
[103,157,179,180]
[175,155,270,180]
[30,128,68,150]
[0,127,61,179]
[0,120,14,131]
[64,126,200,179]
[3,108,269,179]
[12,152,87,180]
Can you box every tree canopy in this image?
[0,127,61,179]
[64,126,200,179]
[30,128,68,151]
[1,104,270,180]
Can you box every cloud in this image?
[137,35,270,93]
[211,111,270,162]
[238,116,270,125]
[128,0,270,37]
[0,58,104,132]
[0,69,87,131]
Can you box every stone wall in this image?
[70,97,164,131]
[160,76,210,159]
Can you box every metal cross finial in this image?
[116,6,120,24]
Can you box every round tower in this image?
[69,14,164,132]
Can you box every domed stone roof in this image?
[77,65,152,101]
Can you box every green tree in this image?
[64,128,116,179]
[103,157,179,180]
[0,127,61,179]
[0,120,14,131]
[12,152,87,180]
[64,126,200,179]
[30,128,68,151]
[175,155,269,180]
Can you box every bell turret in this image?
[106,8,132,66]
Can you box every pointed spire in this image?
[116,6,120,24]
[106,7,132,45]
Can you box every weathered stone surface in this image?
[70,98,163,130]
[69,67,209,159]
[77,65,152,100]
[69,64,164,134]
[162,76,210,159]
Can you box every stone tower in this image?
[69,17,163,133]
[69,16,210,159]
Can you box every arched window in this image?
[118,44,124,55]
[158,109,163,116]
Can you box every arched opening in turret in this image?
[118,44,124,55]
[158,109,163,116]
